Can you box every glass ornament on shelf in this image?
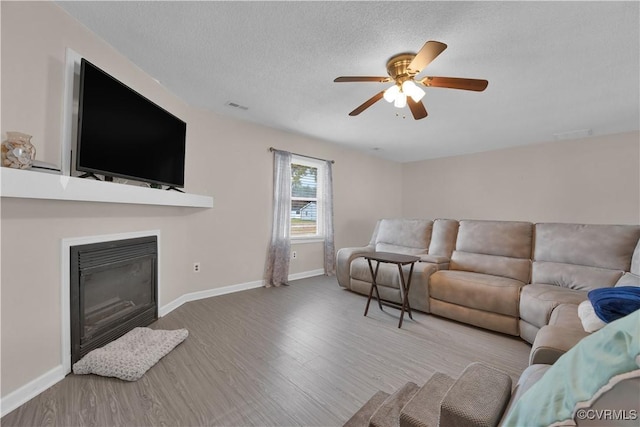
[1,132,36,169]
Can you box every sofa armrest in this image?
[439,362,512,427]
[336,245,374,289]
[419,254,451,270]
[529,325,588,365]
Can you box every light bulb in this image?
[402,80,425,102]
[383,85,400,103]
[394,92,407,108]
[410,86,425,102]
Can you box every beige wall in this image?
[0,1,402,397]
[402,131,640,224]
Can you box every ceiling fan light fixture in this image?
[334,40,487,119]
[394,92,407,108]
[383,84,400,103]
[402,80,425,102]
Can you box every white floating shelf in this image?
[0,167,213,208]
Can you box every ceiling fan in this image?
[334,41,488,120]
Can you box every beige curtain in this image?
[265,150,291,287]
[323,160,336,276]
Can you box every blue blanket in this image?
[588,286,640,323]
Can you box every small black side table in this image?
[363,252,420,328]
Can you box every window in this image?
[290,156,325,239]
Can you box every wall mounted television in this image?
[76,58,186,189]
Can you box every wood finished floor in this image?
[2,276,531,427]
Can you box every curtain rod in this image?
[269,147,335,164]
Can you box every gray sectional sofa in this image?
[337,218,640,363]
[339,218,640,426]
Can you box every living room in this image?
[1,1,639,426]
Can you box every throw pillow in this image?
[577,300,606,333]
[501,309,640,427]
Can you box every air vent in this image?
[225,101,249,111]
[553,129,592,141]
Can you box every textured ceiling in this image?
[57,1,639,162]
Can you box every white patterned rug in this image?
[73,327,189,381]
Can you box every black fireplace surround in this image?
[70,236,158,365]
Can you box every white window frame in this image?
[290,155,325,243]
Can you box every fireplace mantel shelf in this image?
[0,167,213,208]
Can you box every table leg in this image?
[373,262,383,310]
[365,259,382,316]
[397,262,415,328]
[404,263,415,320]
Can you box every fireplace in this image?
[70,236,158,364]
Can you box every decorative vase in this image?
[1,132,36,169]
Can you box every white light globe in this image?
[402,80,425,102]
[394,92,407,108]
[383,85,400,103]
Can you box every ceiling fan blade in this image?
[420,76,489,92]
[407,98,428,120]
[334,76,391,83]
[407,41,447,74]
[349,91,385,116]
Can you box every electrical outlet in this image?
[193,262,201,273]
[292,251,297,259]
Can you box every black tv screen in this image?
[76,59,186,188]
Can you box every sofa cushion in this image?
[451,220,533,283]
[375,243,428,255]
[351,258,401,288]
[534,223,640,271]
[531,261,623,290]
[430,299,520,336]
[519,284,588,329]
[350,256,437,314]
[456,220,533,259]
[375,219,432,252]
[549,303,583,330]
[451,251,531,283]
[430,270,524,317]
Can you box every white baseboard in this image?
[1,365,66,417]
[158,279,264,316]
[1,269,325,416]
[159,269,325,316]
[288,268,325,281]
